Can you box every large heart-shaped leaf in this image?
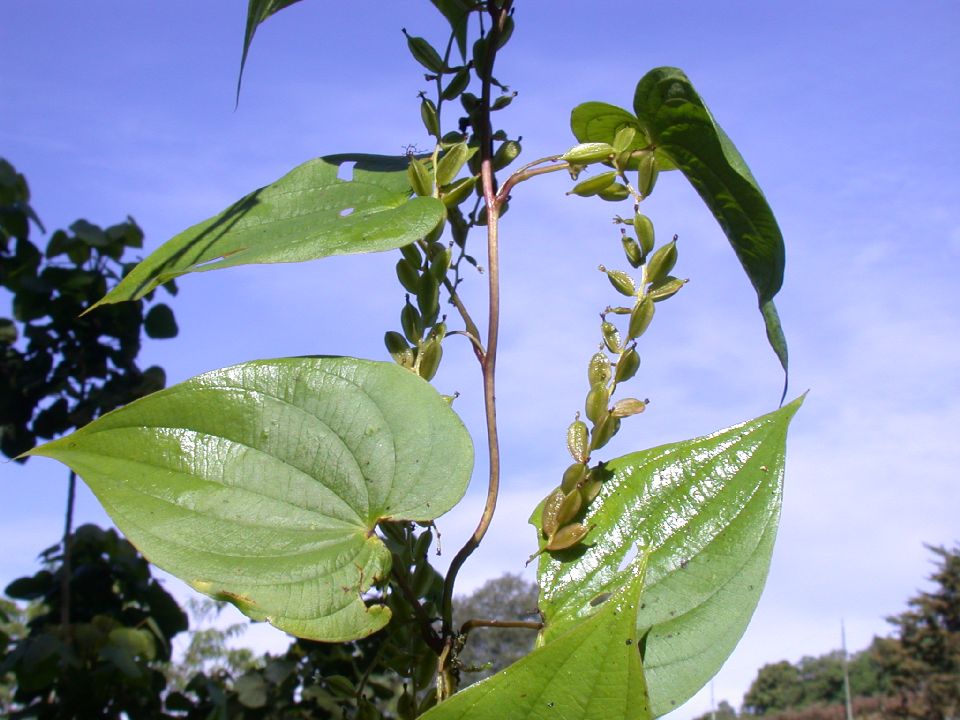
[535,398,802,716]
[632,67,788,383]
[422,564,651,720]
[238,0,305,100]
[23,357,474,642]
[90,154,445,310]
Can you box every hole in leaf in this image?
[337,161,356,182]
[339,207,355,217]
[617,542,639,574]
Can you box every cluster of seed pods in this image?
[538,190,688,554]
[384,238,451,382]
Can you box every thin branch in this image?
[442,277,485,361]
[497,161,570,205]
[460,618,543,636]
[441,0,513,641]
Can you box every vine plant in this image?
[23,2,801,718]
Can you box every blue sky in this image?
[2,1,958,716]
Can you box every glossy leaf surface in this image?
[535,398,802,716]
[632,67,788,379]
[92,154,445,308]
[238,0,304,99]
[422,567,650,720]
[24,357,474,642]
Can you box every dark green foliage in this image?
[0,525,188,719]
[742,647,889,716]
[873,544,960,720]
[0,158,177,459]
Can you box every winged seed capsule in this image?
[638,151,659,197]
[628,297,655,338]
[546,523,591,551]
[585,383,610,424]
[568,170,618,197]
[601,321,622,353]
[540,488,566,538]
[587,352,612,385]
[555,490,583,527]
[566,418,589,464]
[561,142,616,164]
[561,462,588,494]
[645,237,678,287]
[600,266,636,297]
[614,347,640,383]
[611,397,647,418]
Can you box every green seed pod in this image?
[581,477,603,503]
[601,321,622,353]
[417,337,443,381]
[540,487,566,538]
[441,176,477,208]
[493,140,522,170]
[396,259,421,295]
[602,266,636,297]
[428,320,447,341]
[566,417,589,464]
[638,151,659,197]
[585,383,610,424]
[587,352,612,386]
[420,96,440,139]
[417,274,440,326]
[635,213,655,256]
[561,462,588,494]
[568,170,618,198]
[472,37,490,80]
[650,276,687,302]
[621,234,643,268]
[611,397,647,418]
[555,490,583,527]
[404,30,446,73]
[597,182,631,202]
[401,298,422,344]
[384,331,414,368]
[561,142,615,164]
[407,157,432,197]
[590,414,621,451]
[645,238,677,286]
[606,306,632,315]
[615,346,640,383]
[429,246,452,283]
[613,126,637,154]
[400,242,422,267]
[441,67,470,100]
[628,296,655,339]
[436,142,469,186]
[491,92,517,111]
[494,13,515,49]
[546,523,591,551]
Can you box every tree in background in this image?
[874,544,960,720]
[742,647,887,717]
[452,574,539,684]
[0,525,188,718]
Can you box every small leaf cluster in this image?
[0,158,178,459]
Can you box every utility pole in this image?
[841,618,855,720]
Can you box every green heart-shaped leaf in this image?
[24,357,474,642]
[422,564,651,720]
[633,67,788,384]
[535,398,802,716]
[90,154,445,310]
